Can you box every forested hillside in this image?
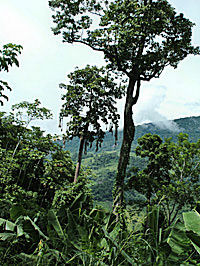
[64,116,200,203]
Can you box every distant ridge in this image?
[64,116,200,155]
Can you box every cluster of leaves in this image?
[136,205,200,264]
[1,200,200,264]
[12,99,53,126]
[0,43,23,105]
[0,102,61,211]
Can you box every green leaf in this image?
[17,225,24,237]
[167,222,190,256]
[17,253,36,262]
[186,231,200,254]
[10,204,25,220]
[19,216,48,240]
[0,232,16,241]
[183,211,200,236]
[0,218,6,226]
[48,209,66,240]
[183,211,200,254]
[5,220,16,231]
[102,228,137,265]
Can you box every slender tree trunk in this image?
[74,136,85,183]
[113,77,140,213]
[74,123,89,183]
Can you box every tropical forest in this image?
[1,0,200,265]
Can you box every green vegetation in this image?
[0,105,92,264]
[1,0,200,264]
[64,116,200,205]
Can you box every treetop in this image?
[49,0,200,80]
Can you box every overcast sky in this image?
[0,0,200,134]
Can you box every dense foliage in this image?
[1,107,200,264]
[0,105,92,264]
[128,133,200,224]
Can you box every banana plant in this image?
[143,205,200,264]
[0,213,48,265]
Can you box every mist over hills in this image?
[64,115,200,155]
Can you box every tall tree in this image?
[59,65,123,183]
[0,43,23,105]
[49,0,200,209]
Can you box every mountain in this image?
[64,116,200,155]
[63,116,200,203]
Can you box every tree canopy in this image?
[49,0,199,78]
[59,65,124,181]
[59,65,124,151]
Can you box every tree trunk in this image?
[74,136,85,183]
[113,77,140,213]
[74,123,89,183]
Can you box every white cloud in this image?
[134,85,180,132]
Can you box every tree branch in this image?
[73,40,104,52]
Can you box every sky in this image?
[0,0,200,134]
